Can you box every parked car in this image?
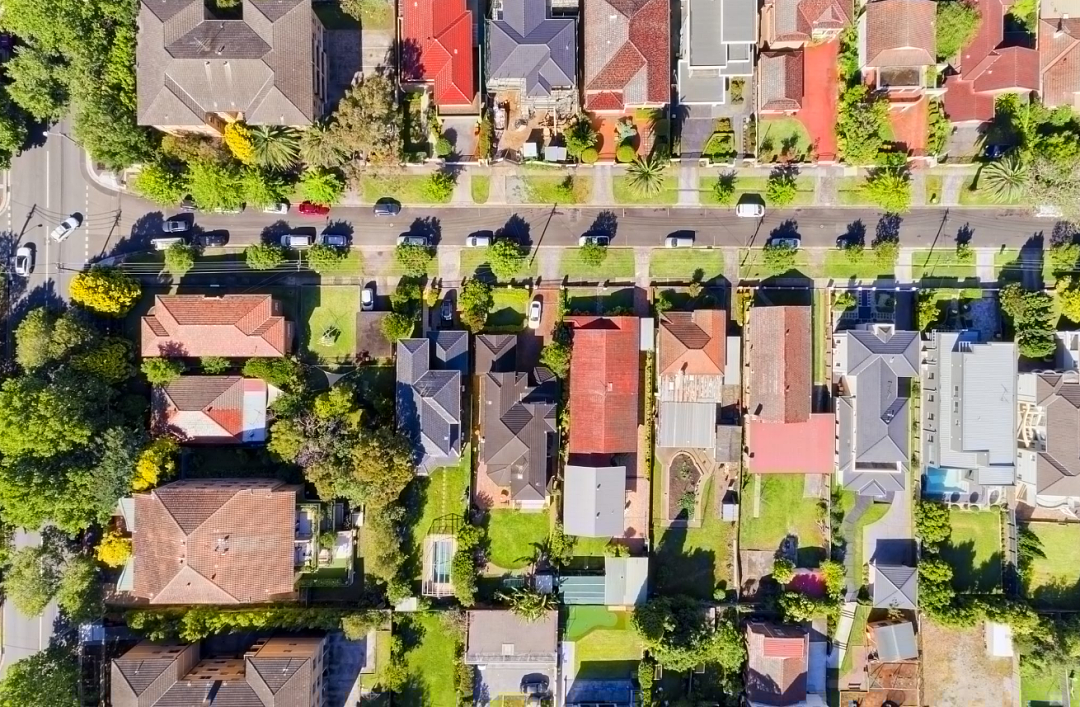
[297,201,330,216]
[263,202,289,214]
[163,217,190,233]
[769,237,800,249]
[13,246,32,276]
[151,237,186,251]
[397,235,429,247]
[441,294,454,321]
[281,233,313,248]
[210,204,244,214]
[520,676,548,696]
[665,235,694,248]
[361,286,375,311]
[319,232,348,248]
[196,232,229,248]
[466,230,493,247]
[735,199,765,218]
[50,215,81,242]
[578,234,610,247]
[373,198,402,216]
[527,298,542,329]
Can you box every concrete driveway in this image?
[441,116,479,161]
[863,490,915,566]
[475,664,555,704]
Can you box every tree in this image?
[95,530,132,568]
[1060,278,1080,324]
[300,120,348,168]
[422,170,455,201]
[306,244,347,274]
[713,172,737,205]
[164,242,197,277]
[349,428,415,507]
[72,94,155,171]
[201,356,230,374]
[837,85,889,165]
[0,646,79,707]
[937,0,981,60]
[873,238,899,268]
[134,437,179,491]
[488,239,527,280]
[394,243,435,276]
[779,591,836,621]
[380,312,416,342]
[864,168,912,212]
[927,100,951,159]
[626,154,668,196]
[565,115,599,159]
[915,500,952,549]
[54,555,101,622]
[242,357,303,390]
[186,159,244,211]
[15,308,96,371]
[3,546,60,616]
[245,243,287,270]
[917,291,940,331]
[141,358,184,385]
[435,136,452,157]
[249,125,300,170]
[1000,287,1057,359]
[331,75,403,164]
[540,339,571,378]
[240,167,289,209]
[496,586,556,622]
[765,172,797,206]
[71,337,135,384]
[130,160,186,205]
[579,241,608,267]
[459,279,494,333]
[297,168,345,206]
[772,557,796,583]
[632,597,746,673]
[980,152,1028,203]
[1050,240,1080,274]
[69,267,141,315]
[0,376,96,460]
[5,46,68,121]
[762,243,797,273]
[223,121,256,165]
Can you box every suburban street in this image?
[0,531,59,679]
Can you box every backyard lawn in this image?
[523,174,591,204]
[300,285,359,364]
[472,175,491,204]
[558,248,636,280]
[486,288,531,331]
[653,477,734,599]
[700,175,815,207]
[564,606,643,681]
[812,290,826,384]
[738,247,813,280]
[612,175,679,205]
[840,604,870,676]
[398,613,459,707]
[649,249,725,282]
[759,117,813,162]
[1021,668,1078,707]
[1023,522,1080,609]
[408,448,470,579]
[363,174,452,204]
[911,249,978,282]
[359,629,392,690]
[740,475,826,564]
[822,249,897,280]
[485,509,549,570]
[459,248,536,281]
[941,510,1002,593]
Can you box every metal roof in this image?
[658,401,717,448]
[563,465,625,537]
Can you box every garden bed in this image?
[667,454,702,521]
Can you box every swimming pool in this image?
[430,538,452,585]
[924,466,967,496]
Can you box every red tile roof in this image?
[567,316,640,455]
[863,0,937,68]
[769,0,852,45]
[153,376,267,444]
[141,294,291,358]
[759,52,805,113]
[747,306,811,423]
[746,622,809,706]
[658,310,726,376]
[584,0,670,111]
[1040,17,1080,108]
[748,415,834,474]
[132,479,300,604]
[401,0,475,107]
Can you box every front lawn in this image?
[740,475,826,565]
[653,476,734,599]
[398,613,459,707]
[1024,522,1080,609]
[459,248,536,281]
[564,606,643,681]
[558,248,636,281]
[912,249,978,282]
[925,174,944,205]
[759,118,813,162]
[565,287,636,315]
[522,175,591,204]
[940,510,1002,593]
[699,175,815,207]
[649,249,725,282]
[835,176,868,206]
[996,247,1054,286]
[472,175,491,204]
[836,490,890,589]
[738,248,813,280]
[959,174,1019,206]
[300,285,359,364]
[486,288,531,331]
[612,175,679,205]
[363,174,452,204]
[822,249,897,280]
[407,448,470,580]
[485,509,549,570]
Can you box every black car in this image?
[441,294,454,321]
[196,232,229,247]
[373,198,402,216]
[520,676,549,696]
[320,233,349,248]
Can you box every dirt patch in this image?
[921,620,1018,707]
[668,454,702,520]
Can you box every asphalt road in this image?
[0,530,59,678]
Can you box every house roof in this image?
[480,371,558,502]
[746,622,808,706]
[685,0,756,70]
[583,0,671,111]
[658,310,726,376]
[658,401,718,448]
[871,621,918,661]
[401,0,476,107]
[465,610,558,664]
[748,306,811,423]
[564,465,626,537]
[397,338,462,474]
[862,0,936,68]
[1031,373,1080,497]
[136,0,319,128]
[152,376,269,444]
[873,564,918,609]
[428,330,470,376]
[748,415,834,474]
[475,334,518,374]
[132,479,300,604]
[566,317,640,455]
[604,556,649,605]
[768,0,852,44]
[141,294,291,358]
[487,0,576,98]
[1040,16,1080,108]
[759,51,804,112]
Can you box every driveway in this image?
[863,489,915,566]
[441,116,479,161]
[797,40,840,161]
[0,531,59,677]
[475,664,556,704]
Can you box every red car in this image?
[297,201,330,216]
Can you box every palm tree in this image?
[300,121,348,169]
[626,153,667,196]
[979,152,1028,204]
[496,586,556,622]
[249,125,300,170]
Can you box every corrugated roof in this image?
[872,621,918,661]
[658,401,717,448]
[604,556,649,606]
[748,306,811,423]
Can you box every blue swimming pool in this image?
[924,466,966,495]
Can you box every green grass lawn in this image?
[408,448,470,580]
[1024,522,1080,609]
[398,613,459,707]
[740,475,826,564]
[486,288,531,331]
[363,174,452,204]
[925,174,944,205]
[558,247,636,280]
[959,174,1018,206]
[941,510,1002,593]
[997,247,1056,286]
[911,249,978,282]
[316,0,392,30]
[738,248,813,280]
[306,249,362,274]
[822,249,897,280]
[649,248,725,282]
[812,289,826,384]
[565,287,636,315]
[564,606,643,680]
[612,175,679,205]
[699,175,815,207]
[359,629,391,690]
[522,175,591,204]
[840,604,870,676]
[653,476,734,599]
[760,118,813,161]
[836,176,868,206]
[459,248,536,281]
[300,286,359,364]
[485,509,549,569]
[472,175,491,204]
[836,490,891,589]
[1021,668,1078,707]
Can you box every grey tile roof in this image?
[466,610,558,663]
[658,401,717,448]
[481,371,558,502]
[1027,373,1080,497]
[476,334,518,374]
[137,0,320,128]
[397,338,462,474]
[429,330,470,376]
[488,0,576,98]
[872,621,918,662]
[872,564,917,609]
[564,465,626,537]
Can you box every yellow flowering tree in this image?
[133,437,179,491]
[95,530,133,567]
[224,121,256,165]
[69,267,141,316]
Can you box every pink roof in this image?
[141,295,291,358]
[748,415,834,474]
[401,0,475,107]
[583,0,670,111]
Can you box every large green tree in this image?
[487,239,527,281]
[14,308,96,371]
[3,545,60,615]
[836,85,889,165]
[186,160,244,211]
[632,596,746,673]
[5,46,68,121]
[936,1,981,60]
[0,646,79,707]
[330,75,403,164]
[131,161,187,206]
[239,168,289,209]
[0,376,97,459]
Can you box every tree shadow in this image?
[940,538,1002,593]
[586,210,618,240]
[407,216,441,245]
[323,219,355,239]
[873,214,902,246]
[956,223,974,247]
[495,214,532,247]
[842,219,866,247]
[259,220,293,244]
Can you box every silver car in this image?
[163,217,190,233]
[50,215,81,242]
[465,234,492,247]
[578,235,610,247]
[397,235,429,247]
[13,246,32,276]
[736,200,765,218]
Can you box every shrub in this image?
[394,243,435,276]
[579,241,607,267]
[223,121,256,165]
[616,143,637,163]
[134,438,179,491]
[435,137,452,157]
[201,356,230,374]
[69,268,141,316]
[245,243,286,270]
[141,358,184,385]
[96,530,133,568]
[765,172,798,206]
[580,147,599,164]
[242,357,304,390]
[306,243,347,273]
[164,242,197,277]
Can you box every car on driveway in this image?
[373,198,402,216]
[298,201,330,216]
[362,286,375,311]
[528,298,542,329]
[196,232,228,248]
[13,246,32,276]
[397,234,429,247]
[163,217,190,233]
[769,236,800,249]
[578,234,610,247]
[441,293,454,321]
[520,675,549,696]
[263,202,289,214]
[50,215,81,242]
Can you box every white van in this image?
[281,233,313,248]
[151,237,185,251]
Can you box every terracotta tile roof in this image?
[942,73,996,122]
[1040,17,1080,108]
[584,0,670,111]
[747,306,811,423]
[748,415,835,473]
[132,479,300,604]
[759,52,805,112]
[566,316,640,455]
[770,0,853,44]
[153,376,268,444]
[402,0,476,107]
[658,310,726,376]
[862,0,936,68]
[141,294,291,358]
[746,622,809,706]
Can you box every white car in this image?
[527,299,542,329]
[769,237,800,250]
[578,235,610,247]
[665,235,694,248]
[466,234,492,247]
[361,286,374,311]
[50,215,81,242]
[13,246,32,276]
[736,200,765,218]
[263,202,289,214]
[397,235,429,246]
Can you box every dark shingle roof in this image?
[482,372,558,501]
[397,338,463,474]
[488,0,577,98]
